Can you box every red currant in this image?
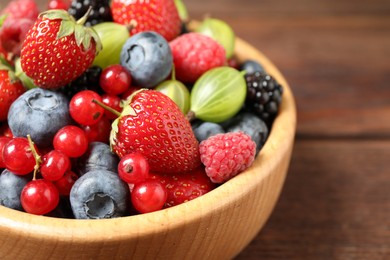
[118,153,149,184]
[54,171,79,196]
[121,86,141,100]
[21,179,60,215]
[0,123,13,138]
[102,94,122,120]
[40,150,71,181]
[0,136,12,168]
[131,179,167,214]
[53,125,88,158]
[2,137,37,175]
[100,64,132,95]
[69,90,105,126]
[82,117,112,143]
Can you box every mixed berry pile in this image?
[0,0,283,219]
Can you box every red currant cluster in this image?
[0,64,170,215]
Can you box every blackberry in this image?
[245,71,283,125]
[57,66,103,99]
[68,0,112,27]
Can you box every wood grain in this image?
[8,0,390,259]
[237,140,390,259]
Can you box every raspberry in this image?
[169,32,226,83]
[199,132,256,183]
[0,0,39,20]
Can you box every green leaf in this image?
[0,56,13,71]
[82,33,91,51]
[109,117,121,151]
[74,24,84,47]
[40,9,73,21]
[57,20,75,39]
[88,27,103,53]
[0,63,12,71]
[0,14,8,28]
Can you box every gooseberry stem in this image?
[27,134,41,180]
[185,110,196,122]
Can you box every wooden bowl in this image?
[0,37,296,259]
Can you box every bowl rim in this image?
[0,36,297,242]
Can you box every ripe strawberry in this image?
[170,32,226,83]
[110,89,201,174]
[20,9,102,89]
[111,0,181,41]
[0,69,25,121]
[150,167,216,208]
[0,0,40,20]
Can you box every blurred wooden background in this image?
[28,0,390,259]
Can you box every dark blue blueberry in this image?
[0,169,31,211]
[70,170,130,219]
[223,112,269,154]
[7,88,72,147]
[76,142,119,176]
[120,31,173,88]
[240,59,266,74]
[192,121,225,142]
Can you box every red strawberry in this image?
[20,9,102,89]
[111,0,181,41]
[150,167,216,208]
[0,69,25,121]
[110,89,201,174]
[170,32,226,83]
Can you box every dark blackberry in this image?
[245,71,283,125]
[57,66,103,99]
[68,0,112,27]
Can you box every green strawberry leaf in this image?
[88,28,102,54]
[0,14,8,28]
[0,56,13,71]
[82,32,92,51]
[40,9,74,21]
[57,20,75,39]
[74,24,84,47]
[109,118,119,150]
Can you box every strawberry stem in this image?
[76,6,92,25]
[27,134,42,181]
[92,99,121,117]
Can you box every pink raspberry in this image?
[169,32,226,83]
[199,132,256,183]
[1,0,40,20]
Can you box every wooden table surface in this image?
[184,0,390,259]
[30,0,390,259]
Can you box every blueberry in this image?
[240,59,266,74]
[70,170,130,219]
[223,112,269,153]
[7,88,72,147]
[0,169,30,211]
[192,121,225,142]
[76,142,119,176]
[120,31,172,88]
